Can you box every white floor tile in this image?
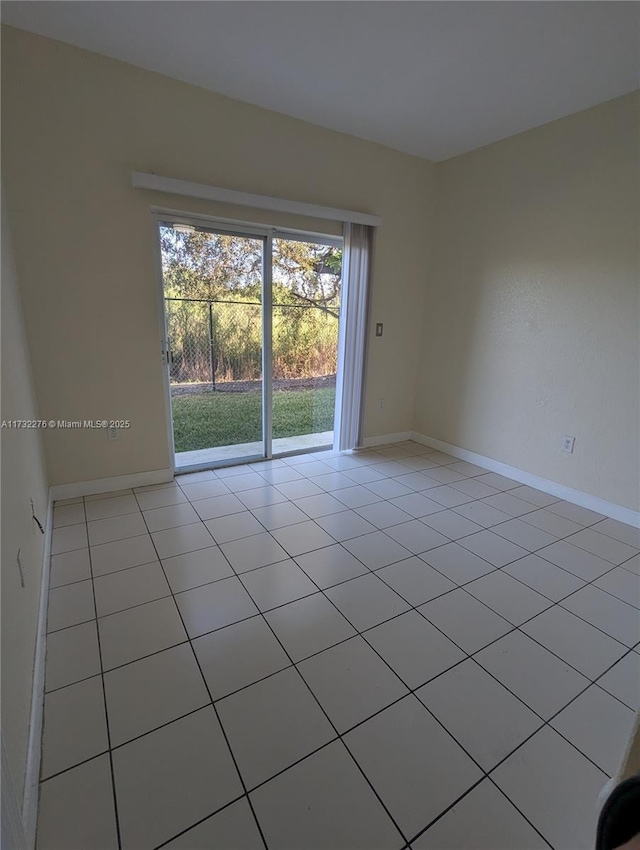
[37,755,118,850]
[385,520,450,554]
[594,566,640,608]
[342,464,388,485]
[151,522,214,560]
[90,534,157,576]
[295,460,335,478]
[193,615,290,701]
[265,592,356,661]
[475,631,589,719]
[481,493,535,518]
[218,666,335,788]
[551,684,635,776]
[99,597,187,670]
[569,527,638,564]
[87,512,147,546]
[176,576,259,638]
[179,478,231,502]
[474,472,519,491]
[49,548,91,588]
[205,510,265,542]
[345,695,482,839]
[366,610,465,688]
[221,532,290,573]
[51,522,88,555]
[422,466,466,485]
[561,584,640,646]
[275,479,324,500]
[519,508,583,539]
[94,561,170,617]
[298,636,408,732]
[458,530,528,568]
[53,502,86,527]
[309,472,353,493]
[388,493,444,518]
[622,553,640,576]
[271,520,336,556]
[325,573,410,631]
[45,620,101,692]
[142,501,200,532]
[596,652,640,710]
[450,478,500,499]
[452,501,512,528]
[113,707,243,850]
[162,545,233,593]
[422,510,484,540]
[135,484,189,510]
[503,553,586,602]
[192,493,247,521]
[316,510,377,541]
[412,779,548,850]
[492,727,607,850]
[176,470,217,484]
[294,543,370,588]
[104,643,210,746]
[297,492,350,517]
[377,556,456,605]
[41,676,108,778]
[464,571,552,625]
[250,502,307,530]
[355,501,413,528]
[507,485,559,508]
[537,539,614,581]
[236,484,288,509]
[224,471,270,492]
[240,559,318,611]
[363,478,414,500]
[258,466,305,485]
[546,500,605,526]
[342,531,412,570]
[84,494,139,522]
[250,740,403,850]
[419,589,512,654]
[420,541,496,585]
[592,517,640,549]
[447,460,487,477]
[395,471,443,491]
[417,659,541,770]
[428,485,477,508]
[521,606,627,679]
[492,517,557,551]
[163,797,263,850]
[47,580,95,632]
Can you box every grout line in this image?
[84,523,123,850]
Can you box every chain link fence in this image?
[166,297,339,392]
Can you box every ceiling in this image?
[2,1,639,161]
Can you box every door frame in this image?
[151,208,343,473]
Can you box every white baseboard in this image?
[50,468,174,501]
[361,431,412,448]
[412,432,640,528]
[22,491,54,850]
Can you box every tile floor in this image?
[40,442,640,849]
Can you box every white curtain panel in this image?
[334,222,375,452]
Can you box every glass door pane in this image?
[271,236,342,455]
[159,222,265,469]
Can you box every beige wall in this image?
[1,26,434,486]
[415,92,640,511]
[1,190,49,802]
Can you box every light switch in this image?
[375,323,384,337]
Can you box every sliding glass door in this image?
[157,217,341,471]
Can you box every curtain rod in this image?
[132,171,382,227]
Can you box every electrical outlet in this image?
[561,434,575,454]
[107,426,119,441]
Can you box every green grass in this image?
[172,388,336,452]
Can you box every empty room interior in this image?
[1,2,640,849]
